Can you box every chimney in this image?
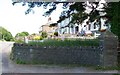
[48,17,51,22]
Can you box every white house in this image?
[57,16,110,37]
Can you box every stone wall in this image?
[102,31,118,67]
[11,31,118,67]
[11,45,102,66]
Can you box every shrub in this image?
[41,32,47,38]
[54,32,58,36]
[33,36,43,40]
[15,39,24,43]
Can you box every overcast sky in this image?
[0,0,63,36]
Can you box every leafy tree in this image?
[15,31,29,38]
[12,2,86,22]
[12,1,120,39]
[0,26,13,41]
[105,2,120,40]
[22,32,29,36]
[12,1,106,22]
[12,1,108,28]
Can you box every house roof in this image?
[49,23,58,27]
[41,24,49,27]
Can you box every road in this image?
[0,42,119,74]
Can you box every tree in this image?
[11,2,86,22]
[105,2,120,40]
[12,1,106,21]
[12,1,107,26]
[15,31,29,38]
[0,26,13,41]
[22,32,29,36]
[12,1,120,39]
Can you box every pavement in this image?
[0,42,120,75]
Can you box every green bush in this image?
[54,32,58,36]
[15,39,24,43]
[41,32,47,38]
[0,26,13,41]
